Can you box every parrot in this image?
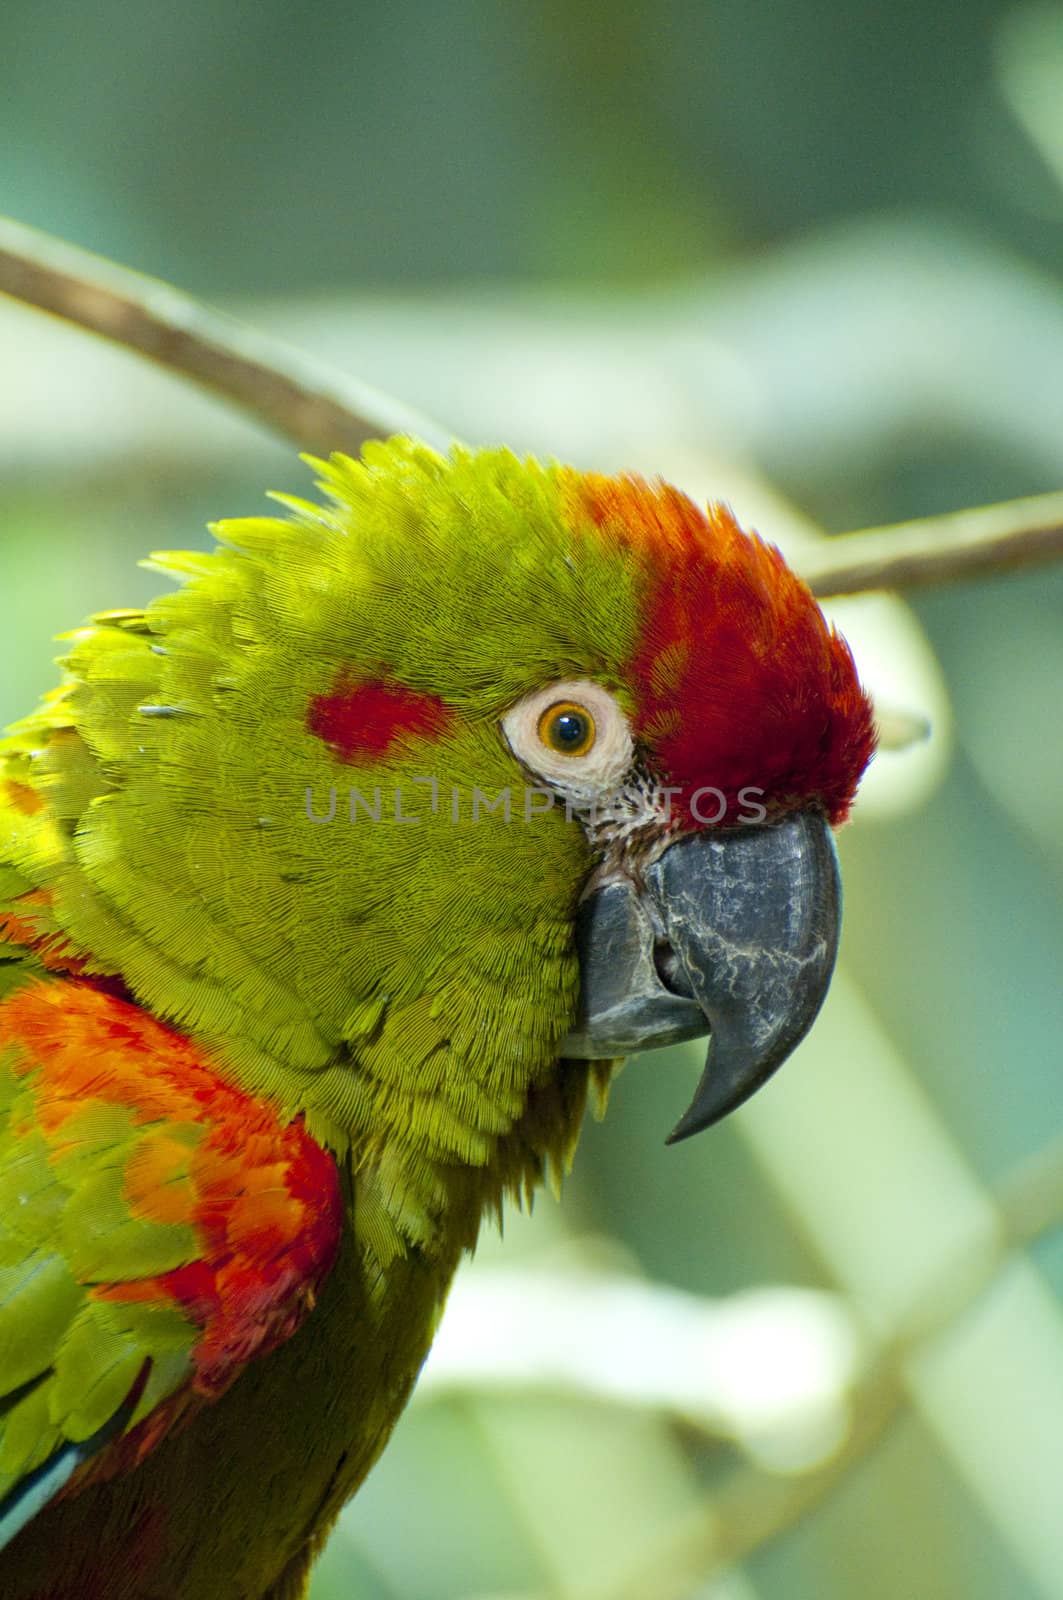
[0,437,875,1598]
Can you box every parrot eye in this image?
[538,702,596,758]
[502,678,634,795]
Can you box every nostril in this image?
[653,938,695,1000]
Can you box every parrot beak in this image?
[561,810,841,1143]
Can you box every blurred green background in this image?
[3,3,1063,1597]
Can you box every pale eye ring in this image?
[502,678,634,794]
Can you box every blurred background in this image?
[3,3,1063,1597]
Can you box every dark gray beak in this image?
[561,811,841,1143]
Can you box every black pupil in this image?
[554,712,587,747]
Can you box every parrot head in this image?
[12,438,874,1172]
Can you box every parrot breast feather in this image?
[0,975,342,1550]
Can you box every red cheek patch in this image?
[307,673,453,764]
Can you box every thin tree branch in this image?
[0,215,454,460]
[807,492,1063,597]
[4,215,1063,599]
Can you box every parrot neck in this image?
[346,1056,613,1285]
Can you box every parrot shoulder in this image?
[0,974,343,1552]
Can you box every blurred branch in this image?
[871,704,931,753]
[808,491,1063,597]
[4,216,1063,602]
[0,215,453,459]
[422,1272,859,1449]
